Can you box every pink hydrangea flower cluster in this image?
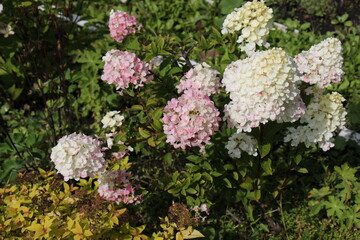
[109,10,141,43]
[295,37,344,88]
[176,62,220,96]
[50,133,106,181]
[222,48,305,132]
[162,90,221,149]
[101,49,153,92]
[98,170,141,204]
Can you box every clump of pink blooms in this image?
[50,133,106,181]
[294,37,344,88]
[222,48,305,132]
[98,170,141,204]
[176,62,220,96]
[162,90,221,149]
[101,49,152,92]
[109,9,141,43]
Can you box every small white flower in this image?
[101,111,125,132]
[226,132,258,158]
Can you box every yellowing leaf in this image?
[115,208,127,216]
[111,215,119,225]
[84,230,93,237]
[71,221,83,235]
[181,228,205,239]
[176,232,184,240]
[63,182,70,193]
[67,217,74,229]
[26,223,44,239]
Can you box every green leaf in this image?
[324,196,346,217]
[172,171,180,182]
[309,186,331,199]
[240,182,253,190]
[164,153,173,165]
[138,127,151,138]
[219,0,245,14]
[187,155,202,164]
[254,190,261,202]
[148,137,156,147]
[223,178,232,188]
[151,107,163,120]
[186,188,197,194]
[20,1,33,7]
[130,105,143,111]
[106,93,121,107]
[261,158,273,176]
[295,167,308,174]
[259,143,271,158]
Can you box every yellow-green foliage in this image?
[0,169,147,240]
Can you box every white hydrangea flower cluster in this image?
[226,132,258,158]
[176,62,220,96]
[50,133,106,181]
[221,0,273,54]
[223,48,305,132]
[295,37,344,88]
[101,111,125,132]
[284,92,347,151]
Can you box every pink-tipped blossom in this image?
[162,90,220,149]
[98,170,141,204]
[109,10,141,43]
[101,49,152,92]
[176,62,220,96]
[295,37,344,88]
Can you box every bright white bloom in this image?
[295,37,344,88]
[226,132,258,158]
[0,4,3,13]
[284,92,347,151]
[223,48,305,132]
[177,62,220,96]
[50,133,106,181]
[101,111,125,132]
[222,0,273,54]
